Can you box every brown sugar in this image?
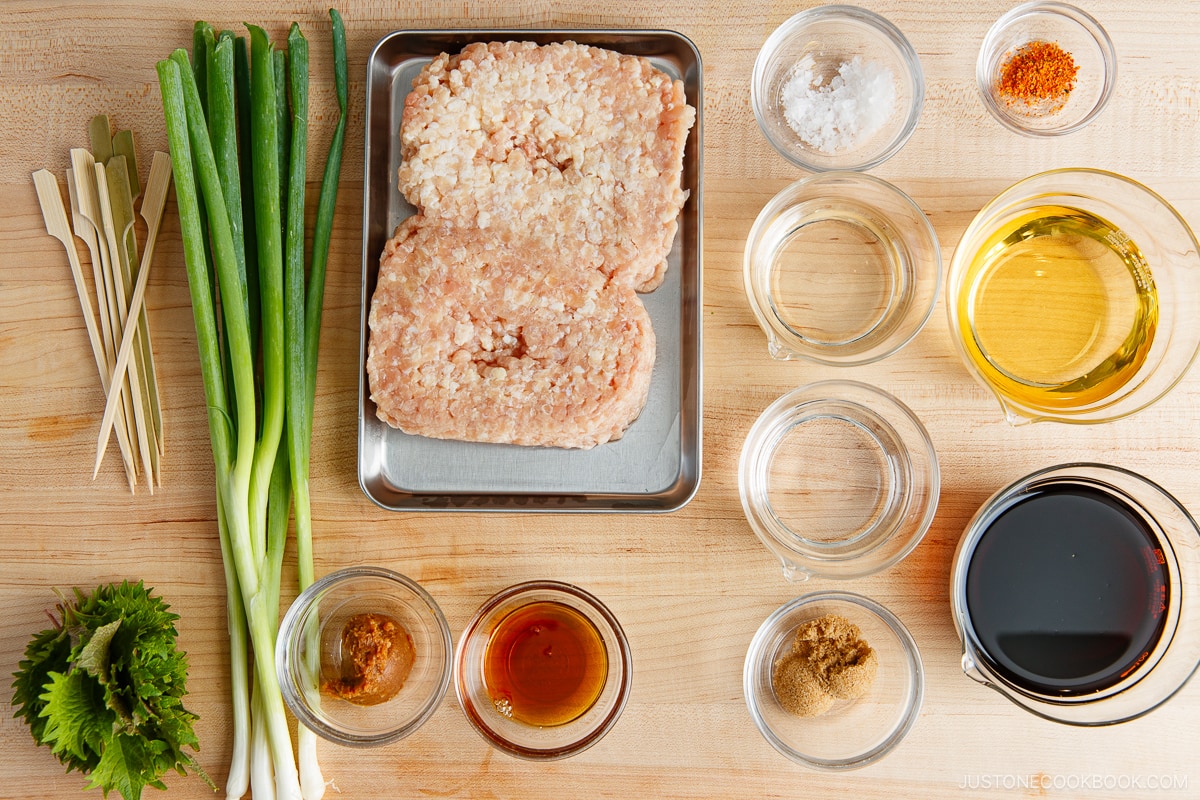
[791,613,878,700]
[772,652,835,717]
[322,612,416,706]
[771,613,878,716]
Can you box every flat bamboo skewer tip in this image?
[32,170,106,375]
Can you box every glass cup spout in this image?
[959,645,991,687]
[780,560,811,583]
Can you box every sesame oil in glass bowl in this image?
[454,581,633,761]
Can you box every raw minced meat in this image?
[368,40,693,449]
[397,40,694,292]
[367,218,656,449]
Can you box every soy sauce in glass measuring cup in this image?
[964,481,1169,696]
[950,464,1200,725]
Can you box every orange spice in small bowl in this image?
[976,1,1115,136]
[996,40,1079,112]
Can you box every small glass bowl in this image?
[744,172,941,365]
[739,380,939,581]
[977,1,1116,136]
[744,592,924,770]
[454,581,632,760]
[751,5,924,171]
[276,566,452,746]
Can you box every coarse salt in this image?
[781,55,897,153]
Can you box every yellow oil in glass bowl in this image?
[958,204,1158,411]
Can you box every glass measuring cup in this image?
[950,464,1200,725]
[744,172,941,366]
[738,381,939,580]
[946,169,1200,425]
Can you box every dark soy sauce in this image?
[965,482,1169,696]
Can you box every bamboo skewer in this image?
[95,160,155,495]
[111,133,165,470]
[32,169,138,492]
[35,118,168,493]
[105,154,161,487]
[66,164,139,489]
[138,156,167,461]
[73,148,142,484]
[64,168,106,338]
[87,116,149,484]
[68,150,118,382]
[94,153,172,479]
[32,171,106,380]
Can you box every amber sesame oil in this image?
[958,205,1158,411]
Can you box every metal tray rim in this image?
[358,28,703,513]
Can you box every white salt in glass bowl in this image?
[752,5,925,171]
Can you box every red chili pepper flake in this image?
[996,40,1079,112]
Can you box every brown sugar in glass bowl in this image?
[744,592,922,770]
[773,614,879,716]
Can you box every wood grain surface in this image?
[3,2,1200,798]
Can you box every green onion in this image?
[245,25,285,573]
[280,23,325,798]
[306,8,347,421]
[157,13,344,798]
[168,42,303,798]
[234,34,261,351]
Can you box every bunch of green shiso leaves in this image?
[12,581,209,800]
[157,9,346,800]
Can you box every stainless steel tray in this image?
[358,29,703,512]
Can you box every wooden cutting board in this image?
[2,2,1199,798]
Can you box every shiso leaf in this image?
[86,730,166,800]
[10,581,206,800]
[77,619,121,684]
[11,625,70,745]
[38,669,111,772]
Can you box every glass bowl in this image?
[744,591,924,770]
[950,464,1200,725]
[739,380,939,581]
[947,169,1200,425]
[454,581,632,760]
[276,566,452,746]
[977,1,1116,136]
[751,5,924,171]
[744,172,941,365]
